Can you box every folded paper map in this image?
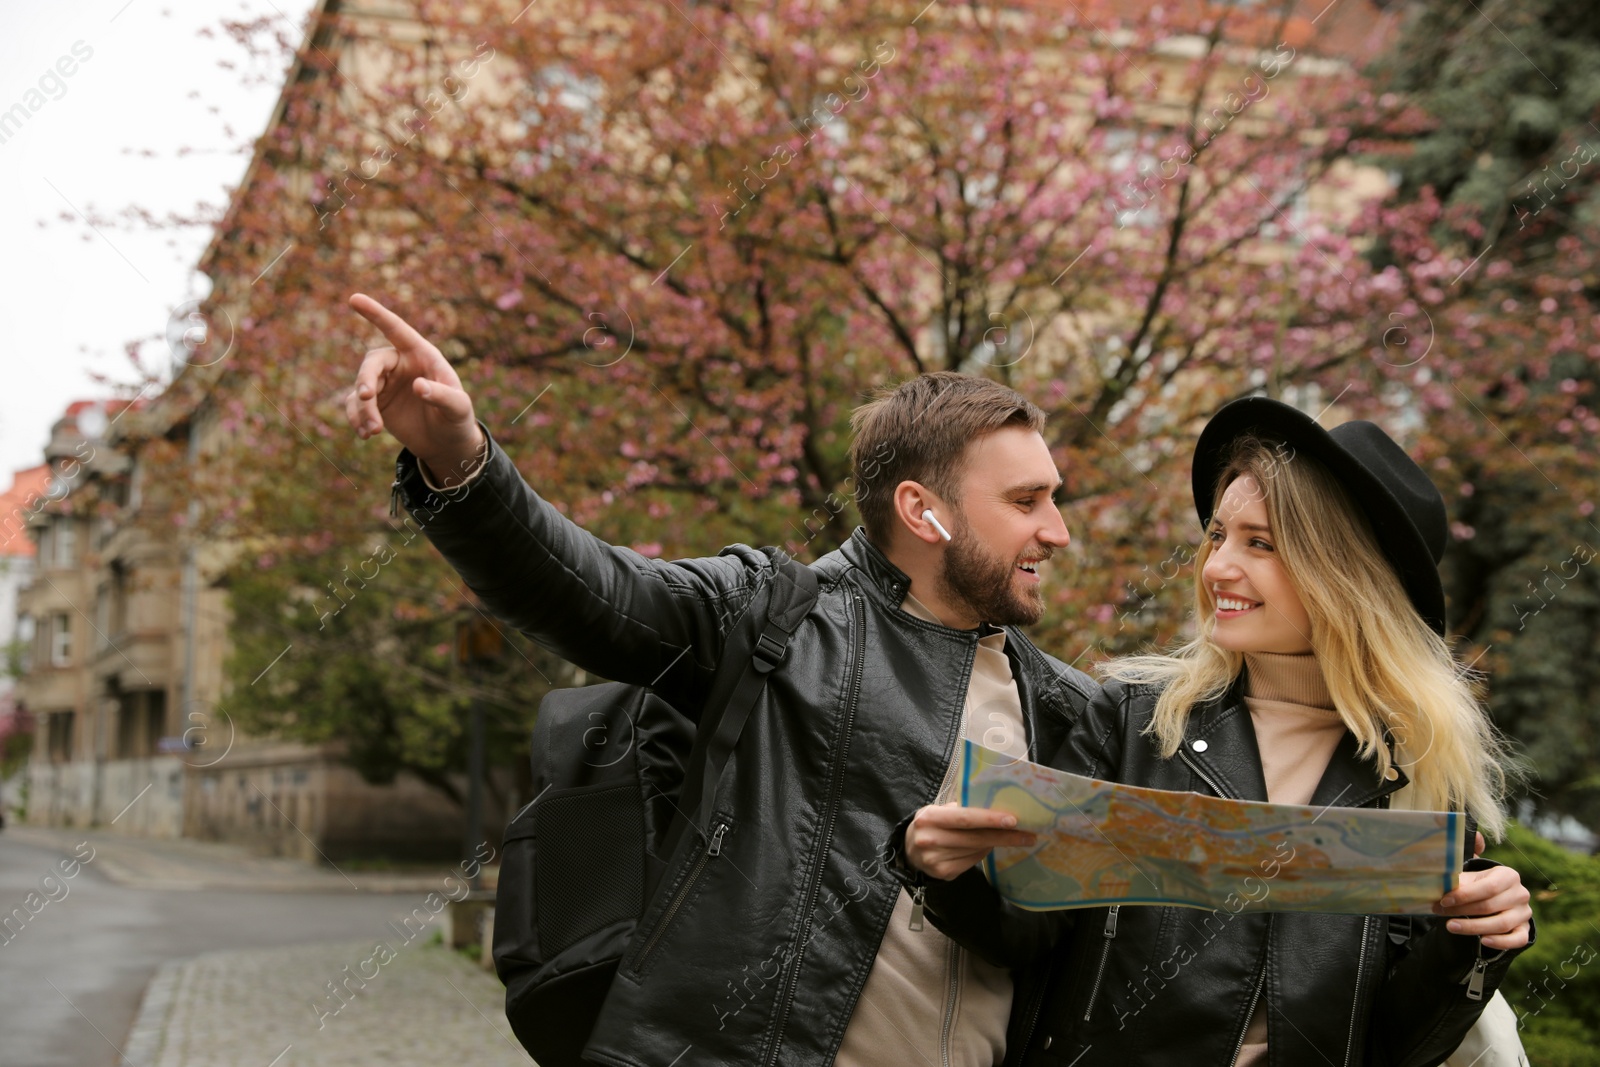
[959,740,1463,914]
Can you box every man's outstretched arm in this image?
[346,293,763,709]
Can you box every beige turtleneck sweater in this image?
[833,591,1026,1067]
[1234,651,1348,1067]
[1241,651,1347,807]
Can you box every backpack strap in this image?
[655,549,819,880]
[693,549,818,829]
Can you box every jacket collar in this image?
[839,527,1088,761]
[840,528,1020,645]
[1180,670,1410,808]
[1307,730,1409,811]
[841,527,914,606]
[1179,676,1269,801]
[1004,631,1090,759]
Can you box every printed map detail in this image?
[960,741,1462,914]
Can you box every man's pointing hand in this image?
[346,293,485,487]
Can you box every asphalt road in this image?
[0,831,420,1067]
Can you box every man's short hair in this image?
[849,372,1046,545]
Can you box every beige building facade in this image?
[15,392,486,862]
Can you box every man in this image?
[345,292,1094,1067]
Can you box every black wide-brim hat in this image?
[1192,396,1449,636]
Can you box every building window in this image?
[15,614,33,674]
[117,698,138,759]
[47,711,75,763]
[52,519,76,568]
[1105,127,1164,229]
[96,583,111,652]
[116,690,167,759]
[511,65,604,174]
[147,690,167,751]
[111,561,128,637]
[50,613,72,666]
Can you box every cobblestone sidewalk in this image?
[124,939,534,1066]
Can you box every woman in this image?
[899,397,1532,1067]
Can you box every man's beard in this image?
[938,520,1048,626]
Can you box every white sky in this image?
[0,0,318,486]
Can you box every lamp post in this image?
[454,616,501,888]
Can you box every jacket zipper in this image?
[1183,725,1398,1066]
[987,636,1052,1060]
[1342,914,1373,1067]
[934,695,968,803]
[764,592,866,1067]
[912,634,977,938]
[1232,961,1267,1065]
[1081,905,1120,1021]
[1179,749,1239,800]
[628,818,729,974]
[908,884,927,930]
[1462,952,1491,1001]
[1184,745,1271,1064]
[933,628,982,1067]
[1464,959,1488,1000]
[940,937,962,1067]
[1013,978,1048,1062]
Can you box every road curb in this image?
[122,957,184,1067]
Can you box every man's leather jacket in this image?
[904,676,1530,1067]
[391,428,1098,1067]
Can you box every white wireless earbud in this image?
[922,509,953,542]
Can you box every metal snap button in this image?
[1191,739,1208,753]
[1385,766,1399,780]
[1042,1036,1053,1050]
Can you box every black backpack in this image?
[492,548,819,1066]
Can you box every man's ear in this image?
[893,481,948,546]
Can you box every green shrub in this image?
[1484,823,1600,1062]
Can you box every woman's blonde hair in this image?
[1103,436,1513,838]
